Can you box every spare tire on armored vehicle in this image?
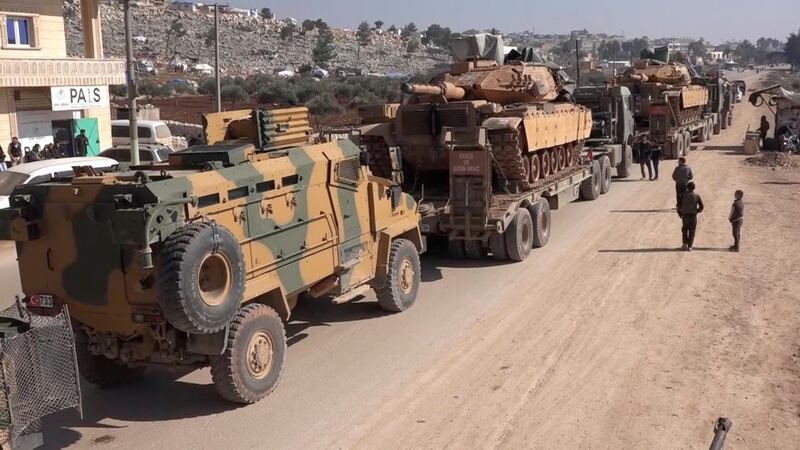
[158,222,246,334]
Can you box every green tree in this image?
[786,31,800,71]
[374,20,384,30]
[312,27,337,69]
[387,25,397,34]
[423,24,452,47]
[406,37,420,54]
[401,22,418,40]
[221,84,247,102]
[357,21,371,47]
[688,39,706,57]
[165,19,187,56]
[280,22,298,40]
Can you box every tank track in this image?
[361,135,393,179]
[487,127,582,193]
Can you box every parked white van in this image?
[111,120,173,147]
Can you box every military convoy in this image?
[359,34,613,262]
[0,107,423,404]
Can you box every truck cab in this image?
[574,84,635,178]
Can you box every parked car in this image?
[111,120,173,146]
[99,144,173,164]
[0,157,117,209]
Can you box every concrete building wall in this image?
[0,0,67,59]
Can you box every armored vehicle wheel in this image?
[505,208,533,262]
[554,147,564,171]
[580,160,601,200]
[464,240,486,259]
[706,120,714,141]
[721,115,728,130]
[539,151,550,178]
[529,154,541,183]
[158,222,246,334]
[447,239,466,259]
[713,119,722,135]
[548,149,558,174]
[529,198,551,248]
[598,156,612,194]
[374,239,420,312]
[616,144,632,178]
[76,336,144,388]
[489,233,508,261]
[210,304,286,404]
[683,131,692,154]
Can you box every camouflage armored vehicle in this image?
[359,35,608,262]
[617,59,713,158]
[0,107,423,404]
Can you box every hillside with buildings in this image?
[63,0,448,76]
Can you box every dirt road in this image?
[9,70,797,449]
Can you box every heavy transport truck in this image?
[0,106,424,404]
[617,59,727,159]
[359,34,613,262]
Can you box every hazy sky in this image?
[229,0,797,44]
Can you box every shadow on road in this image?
[699,145,743,153]
[762,181,800,185]
[610,208,675,213]
[599,247,730,253]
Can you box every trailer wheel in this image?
[697,124,707,142]
[598,156,612,194]
[463,240,486,259]
[447,239,466,259]
[713,118,722,135]
[616,144,632,178]
[505,208,533,262]
[76,336,144,388]
[210,304,286,404]
[580,160,601,200]
[374,239,420,312]
[158,222,246,334]
[727,113,733,126]
[529,198,551,248]
[721,115,728,130]
[489,233,508,261]
[683,131,692,155]
[672,138,683,159]
[705,119,713,141]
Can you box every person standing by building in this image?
[678,181,704,251]
[75,129,89,157]
[636,138,653,180]
[671,157,693,208]
[759,115,770,148]
[8,137,22,167]
[0,145,6,171]
[729,190,744,252]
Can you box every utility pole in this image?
[123,0,140,165]
[575,39,581,86]
[214,4,222,112]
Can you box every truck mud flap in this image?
[0,304,82,448]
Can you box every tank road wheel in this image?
[598,156,612,194]
[539,151,551,178]
[76,335,144,388]
[529,154,541,183]
[210,304,287,404]
[447,239,466,259]
[374,239,421,312]
[616,144,633,178]
[713,118,722,135]
[580,159,601,201]
[529,198,551,248]
[489,233,509,261]
[505,208,534,262]
[554,147,564,172]
[548,149,558,175]
[158,222,246,334]
[464,240,486,259]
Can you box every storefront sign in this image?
[50,86,109,111]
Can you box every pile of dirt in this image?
[745,151,800,169]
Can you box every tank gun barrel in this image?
[401,82,466,100]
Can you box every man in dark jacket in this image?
[8,137,22,167]
[636,139,653,180]
[678,181,704,251]
[759,115,770,148]
[75,129,89,157]
[729,190,744,252]
[671,157,693,208]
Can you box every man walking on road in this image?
[650,144,663,180]
[729,190,744,252]
[74,129,90,157]
[759,115,770,148]
[678,181,704,251]
[671,157,693,208]
[636,138,653,180]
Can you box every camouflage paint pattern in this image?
[0,131,421,361]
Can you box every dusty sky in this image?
[229,0,797,44]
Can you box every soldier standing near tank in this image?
[671,157,693,208]
[636,138,653,180]
[678,181,704,251]
[729,190,744,252]
[650,143,663,180]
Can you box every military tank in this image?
[360,34,591,193]
[618,59,709,127]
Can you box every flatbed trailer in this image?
[413,127,609,261]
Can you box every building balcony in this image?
[0,57,125,88]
